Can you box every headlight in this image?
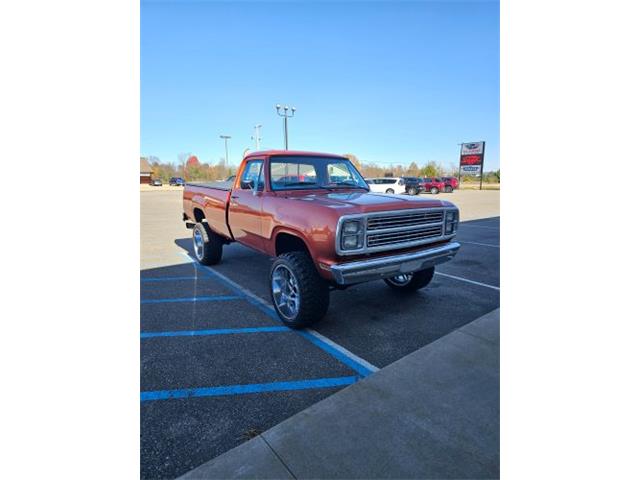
[343,220,362,235]
[340,219,364,250]
[445,210,459,234]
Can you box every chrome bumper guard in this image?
[330,241,461,286]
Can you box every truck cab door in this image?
[228,159,266,251]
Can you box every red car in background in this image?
[440,176,459,192]
[421,177,446,194]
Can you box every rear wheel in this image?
[384,267,435,292]
[385,188,395,194]
[408,187,418,195]
[270,252,330,328]
[193,222,223,265]
[445,185,453,193]
[430,187,439,194]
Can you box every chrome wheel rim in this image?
[272,265,300,320]
[193,228,204,260]
[431,188,437,194]
[387,273,413,286]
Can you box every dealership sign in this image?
[459,141,485,176]
[461,165,482,174]
[461,142,484,155]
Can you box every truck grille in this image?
[367,225,443,248]
[366,211,444,231]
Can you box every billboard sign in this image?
[459,141,485,176]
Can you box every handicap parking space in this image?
[140,297,280,332]
[141,331,355,393]
[140,276,234,301]
[140,252,373,479]
[141,192,500,479]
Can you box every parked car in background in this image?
[183,150,460,327]
[440,176,459,192]
[366,177,405,194]
[169,177,185,186]
[151,179,162,186]
[421,177,446,194]
[403,177,425,195]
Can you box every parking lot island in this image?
[180,308,500,479]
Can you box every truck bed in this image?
[185,181,233,191]
[183,182,234,240]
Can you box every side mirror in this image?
[240,179,255,190]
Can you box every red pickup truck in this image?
[183,150,460,327]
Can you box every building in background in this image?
[140,157,152,184]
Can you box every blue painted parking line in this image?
[297,330,376,377]
[141,376,358,402]
[141,295,241,304]
[141,326,290,338]
[140,276,200,282]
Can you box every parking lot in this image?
[140,189,500,479]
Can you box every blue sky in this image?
[141,0,499,171]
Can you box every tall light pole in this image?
[275,104,295,150]
[251,124,262,150]
[219,135,231,169]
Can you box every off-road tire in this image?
[193,222,223,265]
[384,267,435,292]
[270,252,330,328]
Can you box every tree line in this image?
[147,155,235,183]
[144,153,499,184]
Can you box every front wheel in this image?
[384,267,435,292]
[193,222,223,265]
[445,185,453,193]
[408,187,418,195]
[385,188,395,194]
[270,252,330,328]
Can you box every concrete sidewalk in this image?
[181,309,500,479]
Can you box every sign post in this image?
[457,143,463,186]
[459,141,485,190]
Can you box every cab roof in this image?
[244,150,347,160]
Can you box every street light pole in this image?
[219,135,231,169]
[275,104,296,150]
[251,124,262,150]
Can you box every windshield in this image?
[270,156,369,191]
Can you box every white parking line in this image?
[459,240,500,248]
[435,272,500,291]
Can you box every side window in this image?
[240,160,264,190]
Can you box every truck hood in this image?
[287,191,455,214]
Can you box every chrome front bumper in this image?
[330,241,461,286]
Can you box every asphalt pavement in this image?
[140,190,500,479]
